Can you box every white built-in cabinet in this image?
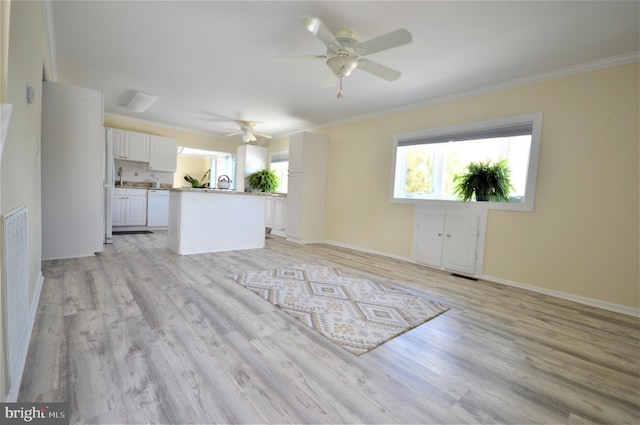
[149,135,178,172]
[236,144,268,192]
[413,209,479,276]
[110,128,177,171]
[113,188,147,226]
[265,195,287,235]
[113,129,150,162]
[286,132,328,243]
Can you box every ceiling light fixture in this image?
[326,55,358,100]
[126,91,157,112]
[242,133,251,143]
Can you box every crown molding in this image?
[310,52,640,133]
[42,0,57,81]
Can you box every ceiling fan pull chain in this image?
[337,77,344,100]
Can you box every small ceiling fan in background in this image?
[226,121,272,143]
[284,16,412,99]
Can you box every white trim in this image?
[483,274,640,318]
[322,239,413,263]
[390,112,543,212]
[104,112,235,139]
[288,53,640,138]
[323,239,638,318]
[5,272,44,402]
[42,0,57,81]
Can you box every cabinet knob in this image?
[446,234,451,237]
[437,233,442,236]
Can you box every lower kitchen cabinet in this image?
[113,188,147,226]
[413,209,479,275]
[265,194,286,235]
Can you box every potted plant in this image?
[453,159,514,202]
[184,170,210,188]
[247,169,280,192]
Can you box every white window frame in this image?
[390,112,543,212]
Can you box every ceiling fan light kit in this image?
[297,16,412,99]
[226,121,272,143]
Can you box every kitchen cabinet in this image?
[113,129,149,162]
[149,135,177,172]
[113,188,147,226]
[236,144,268,192]
[265,194,286,235]
[413,209,479,275]
[285,132,328,243]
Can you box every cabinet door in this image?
[288,133,304,173]
[112,194,126,226]
[285,173,302,239]
[112,129,126,159]
[265,195,274,227]
[272,196,286,231]
[442,213,478,275]
[149,135,177,172]
[125,131,150,162]
[125,196,147,225]
[413,210,445,267]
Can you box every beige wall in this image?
[175,156,211,188]
[1,0,45,399]
[321,63,639,310]
[104,114,242,153]
[104,115,246,188]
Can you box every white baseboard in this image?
[6,272,44,402]
[482,274,639,318]
[322,239,413,263]
[323,239,638,318]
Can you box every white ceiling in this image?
[46,1,639,140]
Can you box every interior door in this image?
[285,173,303,239]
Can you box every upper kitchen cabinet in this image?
[149,135,177,172]
[113,129,149,162]
[236,144,268,192]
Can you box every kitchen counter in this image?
[167,189,266,255]
[171,188,287,196]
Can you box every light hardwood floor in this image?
[19,232,639,424]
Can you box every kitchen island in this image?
[168,188,266,255]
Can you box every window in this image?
[391,113,542,211]
[210,154,236,190]
[270,151,289,193]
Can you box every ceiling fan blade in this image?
[303,16,337,49]
[357,28,412,55]
[226,131,242,137]
[273,54,327,61]
[248,134,258,142]
[357,58,402,81]
[254,132,272,140]
[322,71,339,87]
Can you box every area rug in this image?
[233,264,449,355]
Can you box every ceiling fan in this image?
[292,16,412,99]
[226,121,272,143]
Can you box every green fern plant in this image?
[247,169,280,192]
[453,159,514,202]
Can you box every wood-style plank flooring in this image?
[19,232,639,424]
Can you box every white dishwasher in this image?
[147,190,170,227]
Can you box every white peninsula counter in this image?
[168,189,266,255]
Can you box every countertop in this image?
[115,183,172,190]
[170,188,287,196]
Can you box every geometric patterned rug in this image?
[233,264,450,355]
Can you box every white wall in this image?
[1,0,45,400]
